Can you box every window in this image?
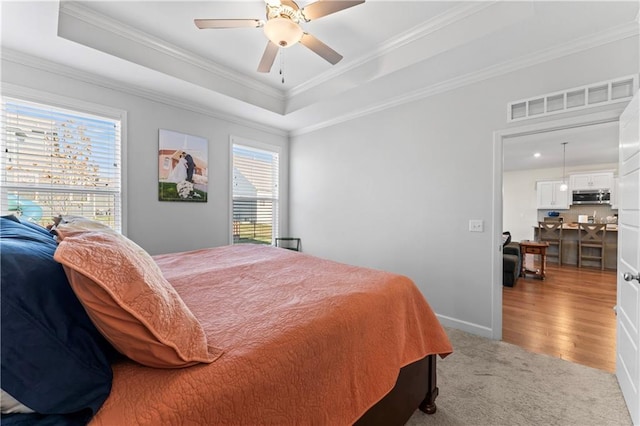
[1,97,123,231]
[232,139,279,245]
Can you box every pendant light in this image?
[559,142,568,191]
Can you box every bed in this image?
[1,215,452,425]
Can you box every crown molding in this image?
[3,7,636,140]
[287,1,495,98]
[59,1,285,103]
[291,21,639,137]
[1,48,288,137]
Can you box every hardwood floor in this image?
[503,262,617,372]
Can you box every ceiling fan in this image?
[194,0,365,73]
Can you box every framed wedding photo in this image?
[158,129,208,202]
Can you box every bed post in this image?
[418,354,438,414]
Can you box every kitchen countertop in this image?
[563,223,617,231]
[535,223,618,231]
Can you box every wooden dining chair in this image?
[578,223,607,270]
[538,221,563,265]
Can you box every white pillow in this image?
[1,389,35,414]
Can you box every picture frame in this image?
[158,129,208,202]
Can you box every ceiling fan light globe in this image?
[264,17,302,47]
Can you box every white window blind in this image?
[232,143,279,245]
[1,97,122,230]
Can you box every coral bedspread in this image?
[90,244,452,425]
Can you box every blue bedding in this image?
[1,216,116,425]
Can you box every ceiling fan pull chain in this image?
[280,48,285,84]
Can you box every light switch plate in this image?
[469,219,484,232]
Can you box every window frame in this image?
[229,135,281,245]
[1,83,128,233]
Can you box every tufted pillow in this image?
[53,228,223,368]
[0,216,114,421]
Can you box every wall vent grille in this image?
[508,75,638,122]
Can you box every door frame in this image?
[491,107,626,340]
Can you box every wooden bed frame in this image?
[355,354,438,425]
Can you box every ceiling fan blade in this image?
[280,0,298,10]
[300,33,342,65]
[301,0,365,21]
[194,19,263,29]
[257,41,279,73]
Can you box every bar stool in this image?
[578,223,606,270]
[538,221,563,265]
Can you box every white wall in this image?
[504,163,618,242]
[1,56,289,255]
[289,37,638,337]
[3,35,635,338]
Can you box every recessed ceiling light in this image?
[533,152,541,158]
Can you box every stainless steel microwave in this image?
[572,189,611,205]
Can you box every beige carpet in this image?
[407,328,631,426]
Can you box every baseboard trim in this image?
[436,314,495,340]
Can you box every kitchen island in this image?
[533,223,617,270]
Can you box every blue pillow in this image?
[0,217,114,421]
[17,217,54,237]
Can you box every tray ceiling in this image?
[1,0,638,152]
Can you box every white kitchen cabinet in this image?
[569,172,614,191]
[537,181,569,209]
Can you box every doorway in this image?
[492,108,625,371]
